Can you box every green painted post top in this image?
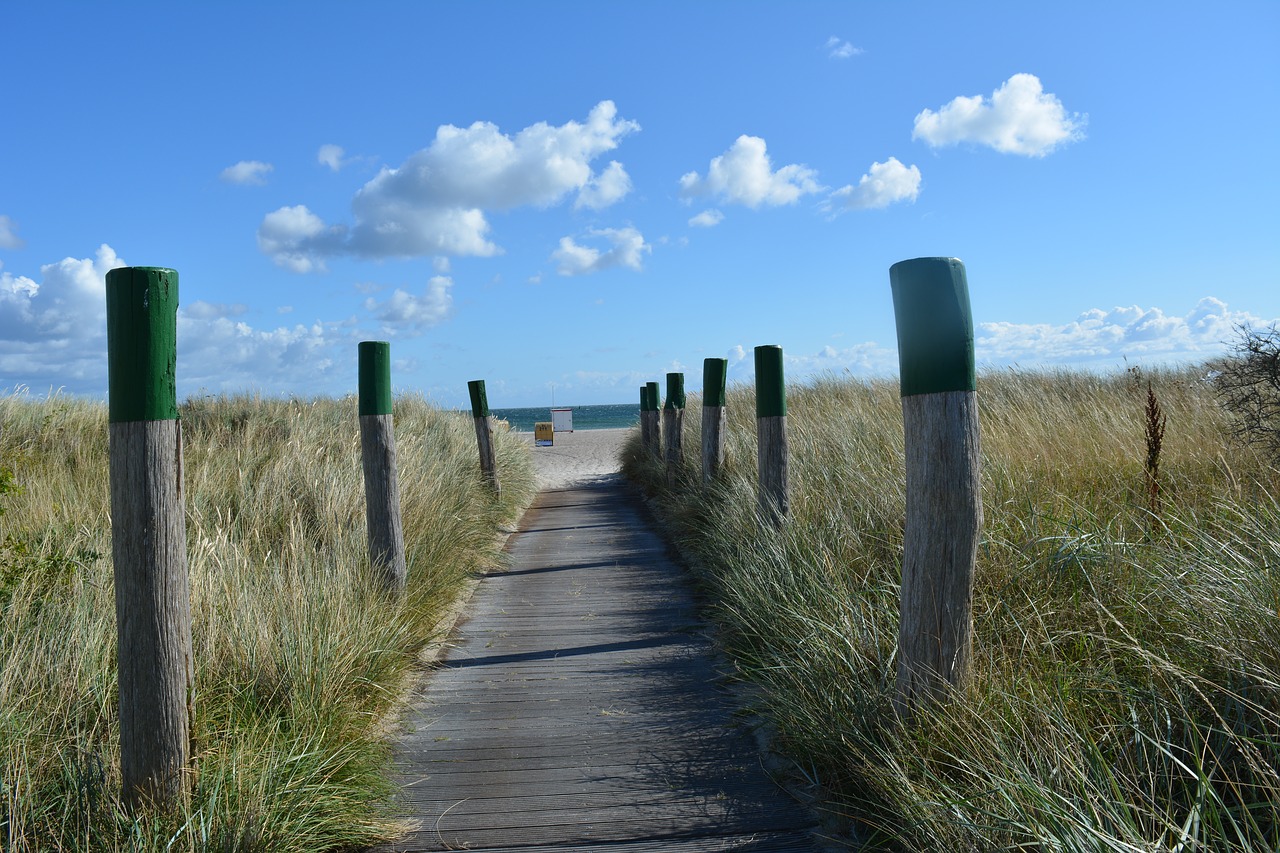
[467,379,490,418]
[703,358,728,407]
[664,372,686,410]
[639,385,648,411]
[754,345,786,418]
[358,341,393,416]
[645,381,660,412]
[106,267,180,423]
[890,257,976,397]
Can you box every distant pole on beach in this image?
[469,379,500,495]
[702,357,728,484]
[359,341,407,594]
[663,372,686,488]
[890,257,982,719]
[755,345,788,523]
[644,381,662,461]
[106,266,193,810]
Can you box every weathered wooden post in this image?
[359,341,407,594]
[755,345,788,522]
[702,357,728,484]
[639,385,654,456]
[889,257,982,718]
[644,381,662,462]
[468,379,500,495]
[106,266,192,810]
[663,372,685,488]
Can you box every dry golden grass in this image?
[624,366,1280,851]
[0,392,535,851]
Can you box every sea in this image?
[488,403,639,432]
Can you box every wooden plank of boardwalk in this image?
[374,478,822,852]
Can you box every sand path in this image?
[520,426,633,490]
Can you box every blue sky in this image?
[3,2,1277,408]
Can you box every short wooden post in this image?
[359,341,407,594]
[663,372,685,488]
[644,381,662,462]
[468,379,500,495]
[702,357,728,484]
[889,257,982,718]
[106,266,192,810]
[755,345,788,522]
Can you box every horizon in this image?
[2,3,1277,409]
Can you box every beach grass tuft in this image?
[0,391,535,851]
[623,366,1280,851]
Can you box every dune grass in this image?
[0,391,535,851]
[623,366,1280,851]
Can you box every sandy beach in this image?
[521,427,633,490]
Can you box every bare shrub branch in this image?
[1212,323,1280,463]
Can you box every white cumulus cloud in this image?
[575,160,633,210]
[0,244,126,390]
[256,205,344,273]
[976,298,1272,364]
[0,215,24,249]
[220,160,274,185]
[552,227,650,276]
[363,276,454,334]
[260,101,640,271]
[827,157,922,211]
[176,310,357,395]
[913,73,1086,157]
[680,135,821,208]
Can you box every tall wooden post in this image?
[663,372,685,489]
[359,341,407,594]
[644,381,662,462]
[890,257,982,718]
[755,345,788,522]
[639,385,654,456]
[468,379,500,495]
[106,266,192,810]
[702,357,728,484]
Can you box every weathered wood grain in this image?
[474,414,501,494]
[360,412,407,593]
[756,414,788,522]
[372,481,820,852]
[644,409,662,460]
[663,406,684,488]
[701,404,726,484]
[110,418,192,809]
[895,389,982,717]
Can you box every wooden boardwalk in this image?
[375,478,822,852]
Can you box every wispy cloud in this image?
[913,73,1086,157]
[688,209,724,228]
[0,215,24,249]
[825,36,863,60]
[219,160,274,185]
[317,144,347,171]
